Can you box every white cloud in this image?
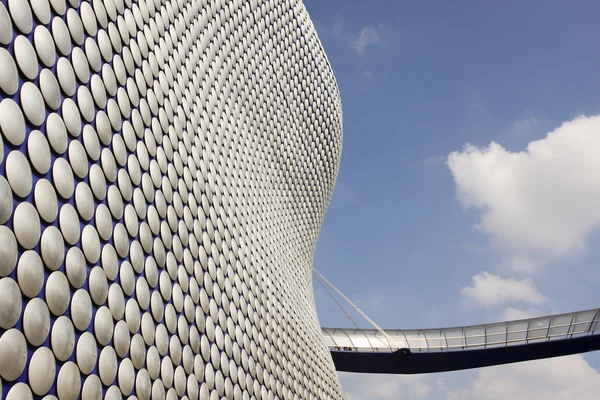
[352,27,379,55]
[332,18,344,37]
[499,307,542,321]
[509,112,541,137]
[340,357,600,400]
[315,17,344,38]
[448,115,600,272]
[340,373,437,400]
[449,355,600,400]
[421,155,447,165]
[461,272,547,308]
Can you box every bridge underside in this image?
[323,308,600,374]
[330,334,600,374]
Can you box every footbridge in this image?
[315,271,600,374]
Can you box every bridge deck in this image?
[322,308,600,373]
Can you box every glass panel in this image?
[527,337,547,344]
[332,336,353,348]
[548,315,572,338]
[329,329,351,342]
[321,328,334,337]
[371,331,394,349]
[486,324,507,346]
[570,310,596,334]
[328,329,353,348]
[386,332,409,349]
[527,318,551,340]
[423,330,446,350]
[404,331,428,350]
[507,321,528,343]
[368,338,392,349]
[350,336,372,349]
[444,328,466,349]
[367,338,389,349]
[418,330,430,350]
[590,319,600,334]
[465,326,486,347]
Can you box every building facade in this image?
[0,0,344,398]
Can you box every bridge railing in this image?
[322,307,600,353]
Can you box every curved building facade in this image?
[0,0,344,398]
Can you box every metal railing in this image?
[322,308,600,353]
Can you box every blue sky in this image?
[303,1,600,398]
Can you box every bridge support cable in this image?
[313,271,361,330]
[313,268,399,349]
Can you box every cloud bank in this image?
[341,354,600,400]
[460,272,547,308]
[448,115,600,273]
[352,27,380,55]
[450,355,600,400]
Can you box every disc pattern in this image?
[0,0,344,398]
